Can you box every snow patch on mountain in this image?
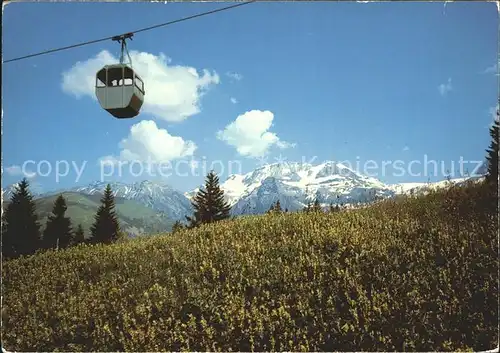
[192,162,396,214]
[72,180,192,220]
[3,162,484,221]
[185,162,482,215]
[388,176,479,195]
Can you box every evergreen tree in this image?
[43,195,73,250]
[2,178,41,259]
[303,201,312,213]
[445,170,452,184]
[186,171,231,228]
[267,200,283,214]
[477,160,488,176]
[89,184,120,244]
[73,224,85,245]
[312,198,322,212]
[485,106,499,186]
[329,202,341,213]
[172,220,184,233]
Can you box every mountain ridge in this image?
[2,180,193,221]
[186,161,479,214]
[3,161,482,219]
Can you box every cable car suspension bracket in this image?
[112,32,134,67]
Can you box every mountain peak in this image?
[213,160,474,215]
[215,160,391,213]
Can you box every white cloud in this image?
[230,97,238,104]
[483,63,499,75]
[489,105,498,119]
[62,50,220,122]
[438,78,453,96]
[487,104,499,128]
[100,120,197,165]
[402,146,410,152]
[226,71,243,81]
[216,110,295,158]
[5,165,36,178]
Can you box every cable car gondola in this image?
[95,33,145,119]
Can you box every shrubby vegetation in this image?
[2,177,498,351]
[1,169,234,258]
[1,114,498,351]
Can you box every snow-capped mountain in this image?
[188,162,382,214]
[226,162,397,214]
[2,180,192,221]
[2,181,44,201]
[186,161,482,215]
[3,161,483,221]
[388,176,483,195]
[71,181,193,220]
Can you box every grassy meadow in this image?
[2,180,498,351]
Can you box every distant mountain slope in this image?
[71,181,193,221]
[187,162,395,214]
[2,192,175,237]
[3,162,482,222]
[2,180,192,221]
[187,162,483,215]
[388,176,484,195]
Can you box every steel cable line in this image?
[3,0,256,64]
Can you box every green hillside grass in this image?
[4,192,174,237]
[2,181,498,352]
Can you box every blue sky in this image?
[2,1,498,193]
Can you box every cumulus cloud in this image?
[226,71,243,81]
[216,110,295,158]
[62,50,220,122]
[100,120,196,165]
[230,97,238,104]
[5,165,36,178]
[438,78,453,96]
